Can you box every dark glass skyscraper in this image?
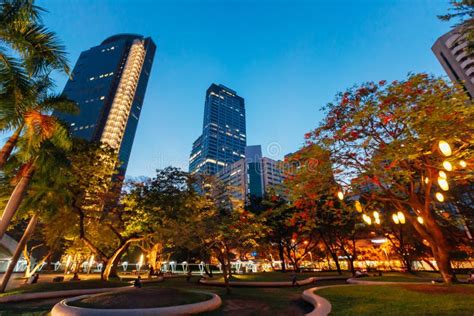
[55,34,156,175]
[189,84,246,175]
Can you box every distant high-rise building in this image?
[55,34,156,175]
[217,145,287,202]
[189,84,246,175]
[432,27,474,98]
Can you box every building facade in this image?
[189,84,246,175]
[55,34,156,175]
[432,27,474,98]
[217,145,286,202]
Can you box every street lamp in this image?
[438,140,452,157]
[392,212,406,263]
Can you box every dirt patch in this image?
[69,287,210,309]
[398,284,474,295]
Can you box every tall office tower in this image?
[432,27,474,98]
[189,84,246,175]
[55,34,156,175]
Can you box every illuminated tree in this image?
[306,74,473,283]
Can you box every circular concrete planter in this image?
[51,291,222,316]
[200,275,348,288]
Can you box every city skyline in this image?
[39,0,453,178]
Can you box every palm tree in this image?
[0,0,70,169]
[0,111,72,240]
[0,143,71,292]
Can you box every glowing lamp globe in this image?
[392,213,400,224]
[435,192,445,202]
[417,216,424,225]
[438,171,447,179]
[337,191,344,200]
[459,160,467,168]
[442,160,453,171]
[397,211,406,224]
[438,140,452,156]
[437,177,449,191]
[355,200,363,213]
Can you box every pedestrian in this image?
[133,275,142,288]
[148,265,154,279]
[291,272,298,287]
[186,270,192,283]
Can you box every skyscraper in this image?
[55,34,156,175]
[217,145,287,202]
[432,27,474,98]
[189,84,246,175]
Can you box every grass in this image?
[363,271,468,283]
[317,284,474,316]
[0,275,347,315]
[68,287,210,309]
[209,271,350,283]
[0,279,128,297]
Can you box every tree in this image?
[0,104,72,241]
[305,74,473,283]
[0,0,72,168]
[61,141,144,281]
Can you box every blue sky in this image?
[39,0,452,178]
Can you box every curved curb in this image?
[302,285,351,316]
[0,286,131,304]
[51,291,222,315]
[199,275,348,287]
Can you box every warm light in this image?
[417,216,424,225]
[435,192,445,202]
[373,211,379,218]
[355,200,363,213]
[442,160,453,171]
[88,255,95,268]
[337,191,344,200]
[438,141,452,157]
[65,255,72,270]
[424,177,429,184]
[392,213,400,225]
[375,217,381,225]
[459,160,467,168]
[397,211,406,224]
[138,254,144,269]
[438,171,447,179]
[371,238,387,244]
[437,177,449,191]
[291,239,296,243]
[362,214,372,225]
[303,240,309,245]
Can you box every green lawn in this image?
[210,271,349,283]
[318,284,474,316]
[0,279,128,297]
[363,272,468,283]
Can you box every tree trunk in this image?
[0,214,38,293]
[0,163,35,241]
[278,240,286,272]
[102,241,132,281]
[219,255,231,294]
[0,126,22,170]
